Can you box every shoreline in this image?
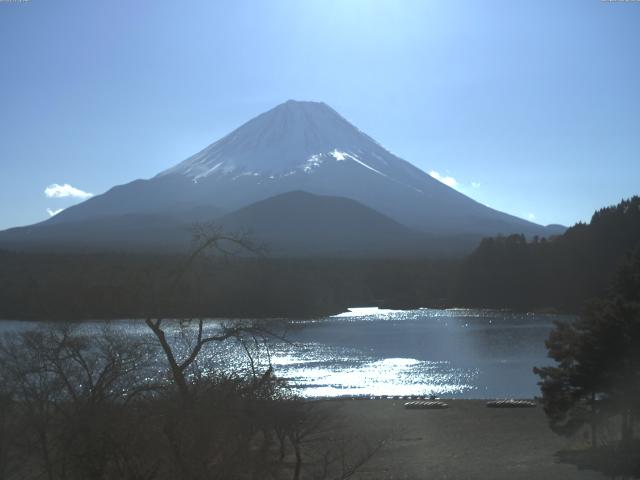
[304,395,540,401]
[0,305,579,322]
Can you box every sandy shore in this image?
[322,399,606,480]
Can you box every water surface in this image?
[0,308,564,399]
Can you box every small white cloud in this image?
[471,182,481,189]
[429,170,458,188]
[44,183,93,199]
[528,213,536,221]
[46,208,64,217]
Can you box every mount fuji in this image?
[0,100,563,256]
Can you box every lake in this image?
[0,308,565,399]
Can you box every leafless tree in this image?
[0,324,157,480]
[143,224,277,402]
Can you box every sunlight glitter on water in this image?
[259,308,562,398]
[275,356,476,397]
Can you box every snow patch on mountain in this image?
[303,154,324,173]
[193,161,224,182]
[330,150,387,177]
[329,149,346,161]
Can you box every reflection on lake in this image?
[0,308,566,399]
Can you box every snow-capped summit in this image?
[158,100,419,186]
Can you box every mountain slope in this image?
[217,191,429,256]
[0,192,463,257]
[0,206,225,253]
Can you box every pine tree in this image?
[534,247,640,447]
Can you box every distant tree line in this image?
[0,196,639,320]
[0,252,455,320]
[454,196,640,312]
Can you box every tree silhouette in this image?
[457,196,640,311]
[535,247,640,448]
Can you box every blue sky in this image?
[0,0,638,230]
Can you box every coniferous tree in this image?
[534,247,640,447]
[457,196,640,311]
